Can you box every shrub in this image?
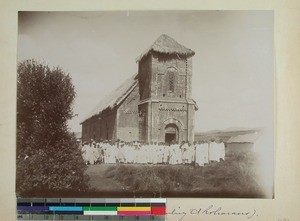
[16,60,89,196]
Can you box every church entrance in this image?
[165,123,179,144]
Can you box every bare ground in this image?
[85,164,125,191]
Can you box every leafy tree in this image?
[16,59,89,196]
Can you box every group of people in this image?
[80,140,225,167]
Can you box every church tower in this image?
[136,34,198,143]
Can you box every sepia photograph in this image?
[17,11,274,198]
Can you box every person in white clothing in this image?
[169,142,176,165]
[181,141,189,164]
[174,142,182,164]
[117,142,125,163]
[219,140,226,161]
[163,143,170,164]
[187,142,194,164]
[86,140,97,165]
[157,143,163,164]
[103,140,109,164]
[151,142,158,164]
[202,141,209,165]
[81,142,88,164]
[195,141,203,166]
[134,143,140,164]
[93,142,100,164]
[209,139,219,162]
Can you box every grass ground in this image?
[85,151,266,198]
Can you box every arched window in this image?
[169,72,175,93]
[167,67,177,93]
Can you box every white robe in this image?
[174,144,182,164]
[145,146,152,164]
[125,145,132,164]
[107,144,117,164]
[103,143,109,163]
[218,143,225,161]
[157,145,163,164]
[134,146,140,164]
[202,143,209,164]
[195,143,208,166]
[81,145,88,163]
[163,145,170,164]
[92,147,100,162]
[182,143,188,163]
[169,145,176,165]
[117,146,125,163]
[97,145,103,163]
[138,145,145,164]
[152,145,158,164]
[209,142,220,162]
[187,145,194,164]
[86,145,97,164]
[190,145,196,163]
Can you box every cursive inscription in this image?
[167,205,258,221]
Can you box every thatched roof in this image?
[81,74,138,123]
[136,34,195,62]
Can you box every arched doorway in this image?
[165,123,179,144]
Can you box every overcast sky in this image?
[18,11,274,135]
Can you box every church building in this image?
[81,34,198,143]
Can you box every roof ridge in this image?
[81,73,138,123]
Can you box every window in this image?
[165,67,177,96]
[169,72,175,93]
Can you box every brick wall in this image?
[117,85,139,141]
[81,109,117,143]
[138,55,152,101]
[99,110,117,141]
[151,101,189,143]
[138,103,148,142]
[152,53,190,100]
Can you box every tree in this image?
[16,59,89,196]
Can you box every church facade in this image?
[81,34,198,144]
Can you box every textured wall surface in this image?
[152,53,190,100]
[138,55,152,101]
[82,110,117,142]
[117,85,139,141]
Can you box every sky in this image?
[18,11,274,134]
[18,11,274,195]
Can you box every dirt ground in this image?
[86,163,163,192]
[85,164,125,191]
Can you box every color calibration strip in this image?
[17,198,166,220]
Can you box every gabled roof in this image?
[136,34,195,62]
[81,74,138,124]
